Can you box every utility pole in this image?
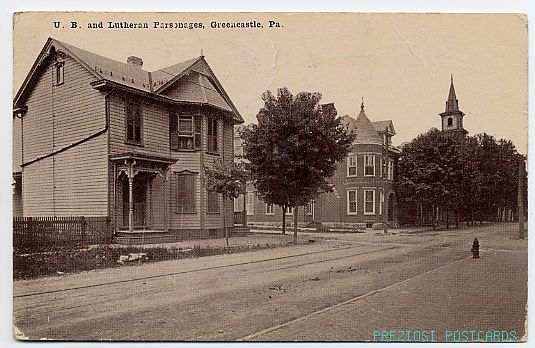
[518,155,525,239]
[383,127,389,235]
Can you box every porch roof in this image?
[109,152,177,165]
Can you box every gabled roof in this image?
[14,38,244,123]
[372,120,396,135]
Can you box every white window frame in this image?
[266,203,274,215]
[388,160,394,180]
[55,62,64,86]
[306,201,314,216]
[364,155,376,177]
[347,189,358,215]
[285,206,294,215]
[246,192,255,216]
[379,190,384,215]
[364,189,376,215]
[347,155,357,177]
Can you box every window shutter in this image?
[176,174,185,212]
[194,116,202,150]
[134,105,142,142]
[185,174,195,211]
[169,110,178,150]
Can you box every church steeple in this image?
[439,75,467,137]
[445,74,459,113]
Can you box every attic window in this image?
[55,62,64,86]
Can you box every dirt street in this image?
[13,223,527,341]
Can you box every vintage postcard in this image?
[12,12,528,342]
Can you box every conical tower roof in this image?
[341,100,382,145]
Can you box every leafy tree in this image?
[241,87,355,242]
[397,128,465,228]
[205,160,247,246]
[397,129,524,228]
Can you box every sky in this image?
[13,12,528,153]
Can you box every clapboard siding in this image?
[23,135,108,217]
[23,54,105,163]
[12,116,22,172]
[108,93,173,159]
[23,157,54,216]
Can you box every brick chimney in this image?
[127,56,143,68]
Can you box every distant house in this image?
[236,102,400,229]
[13,38,244,242]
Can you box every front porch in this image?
[111,153,177,237]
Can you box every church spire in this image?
[445,74,459,112]
[360,97,365,112]
[439,75,467,137]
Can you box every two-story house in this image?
[13,38,244,242]
[241,101,399,229]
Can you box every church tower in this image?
[439,75,468,137]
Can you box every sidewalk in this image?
[251,246,528,342]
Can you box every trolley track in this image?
[14,242,398,298]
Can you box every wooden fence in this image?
[13,216,112,251]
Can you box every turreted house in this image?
[240,101,399,229]
[13,38,244,242]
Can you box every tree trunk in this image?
[446,205,449,229]
[282,204,286,235]
[455,205,459,229]
[293,206,299,244]
[432,205,436,230]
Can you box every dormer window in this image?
[55,62,64,86]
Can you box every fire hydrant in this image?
[471,238,480,258]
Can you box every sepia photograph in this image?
[10,11,528,342]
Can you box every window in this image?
[379,190,384,215]
[364,155,375,176]
[126,102,142,144]
[266,203,274,215]
[207,191,220,213]
[364,189,375,215]
[347,155,357,177]
[383,134,391,147]
[178,115,194,150]
[285,206,294,215]
[388,160,394,180]
[246,192,255,215]
[207,118,218,153]
[169,111,201,151]
[347,190,357,215]
[176,173,195,213]
[306,201,314,216]
[55,62,64,86]
[447,117,453,127]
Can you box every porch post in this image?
[164,169,169,232]
[127,160,135,234]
